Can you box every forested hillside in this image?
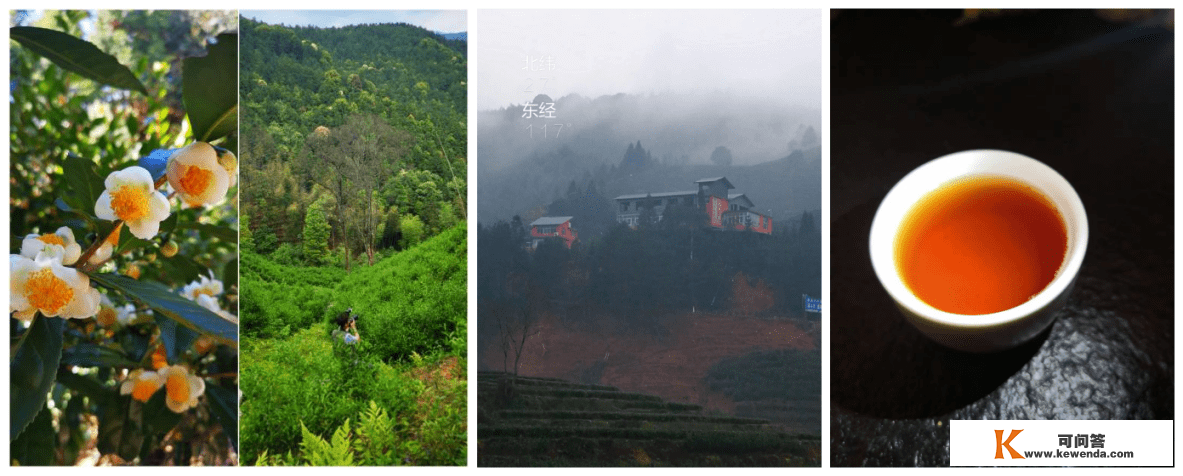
[239,16,466,269]
[238,15,468,465]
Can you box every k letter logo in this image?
[994,429,1025,459]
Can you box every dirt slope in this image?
[483,312,817,419]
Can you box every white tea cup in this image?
[868,150,1088,352]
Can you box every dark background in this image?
[829,9,1174,466]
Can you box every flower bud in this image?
[161,240,179,258]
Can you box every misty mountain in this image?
[478,91,819,226]
[440,32,467,41]
[479,92,818,171]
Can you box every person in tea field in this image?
[332,307,361,345]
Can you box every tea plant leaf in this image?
[10,26,148,95]
[221,258,239,293]
[119,329,154,363]
[159,211,180,237]
[183,33,237,143]
[10,316,65,439]
[206,384,239,451]
[154,312,200,364]
[10,403,56,465]
[160,250,205,285]
[60,153,106,218]
[56,368,116,403]
[61,343,140,368]
[142,389,184,437]
[96,394,145,460]
[90,273,237,346]
[175,221,239,243]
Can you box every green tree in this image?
[303,196,332,265]
[242,212,255,253]
[399,214,425,249]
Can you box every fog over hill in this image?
[478,91,820,224]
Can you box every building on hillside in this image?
[613,177,772,235]
[528,216,578,249]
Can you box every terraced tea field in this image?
[477,372,821,466]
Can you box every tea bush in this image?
[704,349,821,403]
[240,225,467,465]
[239,326,423,464]
[239,251,344,338]
[329,224,466,363]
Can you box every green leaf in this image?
[119,328,154,363]
[221,258,239,294]
[206,384,239,452]
[10,402,56,465]
[55,369,115,404]
[89,273,237,347]
[154,312,199,364]
[60,153,106,219]
[160,251,204,285]
[60,343,140,368]
[10,316,65,439]
[175,221,239,243]
[10,26,148,95]
[160,211,180,237]
[97,394,145,461]
[115,229,152,255]
[183,33,238,142]
[142,389,184,436]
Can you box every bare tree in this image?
[301,126,354,271]
[495,272,540,377]
[337,114,410,265]
[300,115,411,268]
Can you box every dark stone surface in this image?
[830,9,1174,466]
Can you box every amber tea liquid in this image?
[894,175,1068,315]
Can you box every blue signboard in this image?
[803,294,821,313]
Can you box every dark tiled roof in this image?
[614,190,698,200]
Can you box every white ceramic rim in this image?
[868,149,1089,328]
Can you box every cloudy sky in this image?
[479,9,821,110]
[242,10,465,33]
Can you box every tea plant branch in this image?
[76,221,124,273]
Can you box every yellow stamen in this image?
[111,185,150,221]
[38,234,65,246]
[131,377,158,402]
[25,268,74,314]
[166,371,191,404]
[179,165,214,196]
